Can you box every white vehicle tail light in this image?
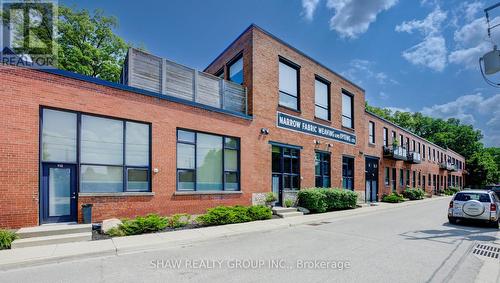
[491,203,497,220]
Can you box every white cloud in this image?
[342,59,398,85]
[379,91,389,100]
[420,93,500,146]
[401,36,447,72]
[448,16,499,69]
[463,1,483,21]
[385,106,411,113]
[395,7,447,35]
[301,0,320,21]
[326,0,398,39]
[396,7,448,71]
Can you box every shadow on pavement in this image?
[400,222,498,243]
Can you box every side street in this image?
[1,197,499,283]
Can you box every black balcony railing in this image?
[383,145,408,161]
[407,151,421,164]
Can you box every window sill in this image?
[341,126,355,133]
[368,143,376,147]
[174,191,243,195]
[277,105,301,114]
[313,117,331,124]
[79,192,155,197]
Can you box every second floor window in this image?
[228,55,243,84]
[383,127,388,146]
[391,131,396,145]
[342,91,353,128]
[279,59,299,110]
[369,121,375,144]
[314,78,330,120]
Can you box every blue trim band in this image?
[39,68,253,121]
[268,141,303,150]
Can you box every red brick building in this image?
[0,25,465,229]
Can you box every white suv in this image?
[448,190,500,228]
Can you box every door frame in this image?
[40,163,77,224]
[365,156,379,202]
[270,143,301,207]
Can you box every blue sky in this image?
[61,0,500,147]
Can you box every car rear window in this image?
[454,193,491,202]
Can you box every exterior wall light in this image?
[327,143,333,148]
[260,128,269,135]
[153,168,159,173]
[314,140,320,145]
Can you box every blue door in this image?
[41,163,77,223]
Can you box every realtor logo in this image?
[0,0,57,68]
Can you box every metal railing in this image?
[383,145,408,161]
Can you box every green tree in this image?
[468,149,499,188]
[56,6,128,82]
[2,3,129,82]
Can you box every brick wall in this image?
[0,25,466,229]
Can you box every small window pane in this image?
[342,116,352,128]
[279,61,297,96]
[81,115,123,165]
[178,170,195,191]
[228,57,243,84]
[323,177,330,188]
[225,137,239,149]
[279,92,297,109]
[224,149,237,171]
[127,168,148,191]
[42,109,77,162]
[178,130,195,143]
[126,122,149,166]
[315,106,328,120]
[80,165,123,193]
[291,176,299,189]
[177,143,195,169]
[225,172,238,191]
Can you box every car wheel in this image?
[448,217,457,224]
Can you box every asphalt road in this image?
[1,197,499,283]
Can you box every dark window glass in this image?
[400,169,404,186]
[279,60,299,110]
[342,156,354,190]
[383,128,388,146]
[315,152,331,188]
[369,122,375,144]
[385,167,390,186]
[228,56,243,84]
[127,168,148,191]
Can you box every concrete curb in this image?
[0,196,451,270]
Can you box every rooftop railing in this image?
[121,48,248,116]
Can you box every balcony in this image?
[407,151,421,164]
[383,146,408,161]
[439,162,457,171]
[121,48,248,116]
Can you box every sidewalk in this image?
[0,196,450,270]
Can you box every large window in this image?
[399,168,404,187]
[342,91,353,128]
[342,156,354,190]
[314,77,330,120]
[228,55,243,84]
[41,108,151,193]
[391,131,396,145]
[176,129,239,191]
[406,169,410,187]
[369,121,375,144]
[315,152,330,188]
[383,127,388,146]
[384,167,390,186]
[279,58,300,110]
